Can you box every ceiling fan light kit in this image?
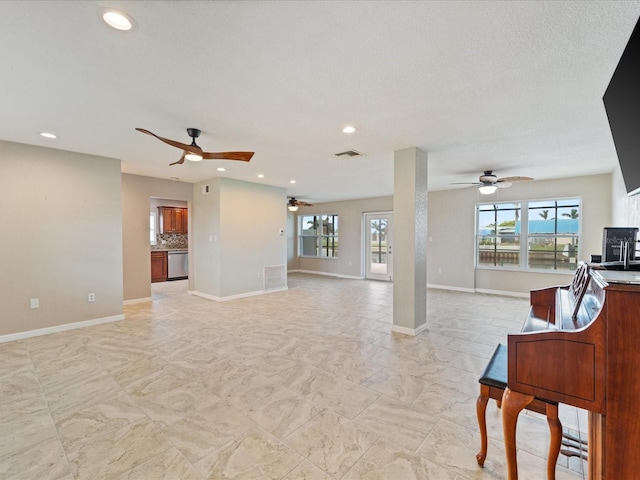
[478,185,498,195]
[184,153,202,162]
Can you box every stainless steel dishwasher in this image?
[167,250,188,280]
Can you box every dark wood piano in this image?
[502,265,640,479]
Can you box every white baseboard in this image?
[123,297,152,305]
[475,288,529,298]
[391,322,429,337]
[0,314,125,344]
[427,283,476,293]
[189,287,288,302]
[290,269,364,280]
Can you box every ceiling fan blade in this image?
[169,153,186,166]
[201,151,254,162]
[136,128,201,154]
[450,182,482,186]
[498,176,534,183]
[297,201,314,206]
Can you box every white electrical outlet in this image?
[88,293,96,302]
[30,298,39,309]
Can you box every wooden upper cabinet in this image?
[159,207,188,234]
[174,207,188,234]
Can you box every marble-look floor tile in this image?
[129,380,220,425]
[0,436,71,480]
[0,275,588,480]
[115,446,204,480]
[343,437,460,480]
[417,418,507,479]
[515,449,583,480]
[362,368,430,404]
[0,408,58,458]
[52,391,147,449]
[195,427,303,480]
[245,387,325,440]
[66,417,172,480]
[279,366,379,419]
[285,410,378,478]
[354,395,438,452]
[283,460,335,480]
[0,365,39,393]
[162,400,254,463]
[44,372,123,416]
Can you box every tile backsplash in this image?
[154,233,188,249]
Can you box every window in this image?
[300,214,339,257]
[150,212,157,245]
[477,203,521,268]
[527,199,580,271]
[476,198,580,272]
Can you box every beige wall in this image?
[472,173,611,294]
[193,177,287,298]
[294,196,394,278]
[0,140,123,338]
[293,174,612,295]
[121,174,192,302]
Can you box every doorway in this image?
[365,212,393,281]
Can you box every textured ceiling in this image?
[1,1,639,203]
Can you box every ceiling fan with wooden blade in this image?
[287,197,313,210]
[451,170,534,193]
[136,128,254,166]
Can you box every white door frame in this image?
[364,212,393,281]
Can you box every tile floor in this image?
[0,274,588,479]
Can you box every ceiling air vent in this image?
[334,149,364,158]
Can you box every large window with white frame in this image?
[300,214,339,257]
[476,198,581,272]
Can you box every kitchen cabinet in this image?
[151,251,167,282]
[159,207,188,234]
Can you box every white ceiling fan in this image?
[452,170,534,194]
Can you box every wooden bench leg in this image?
[546,404,562,480]
[476,384,490,465]
[501,387,534,480]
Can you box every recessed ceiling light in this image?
[99,8,135,31]
[217,167,226,172]
[342,125,356,134]
[290,180,296,184]
[40,132,56,139]
[257,174,264,178]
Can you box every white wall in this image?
[0,140,123,338]
[192,177,287,298]
[121,174,192,302]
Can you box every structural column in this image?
[392,147,428,335]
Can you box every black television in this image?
[603,17,640,196]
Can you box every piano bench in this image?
[476,344,562,480]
